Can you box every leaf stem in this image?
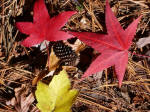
[129,51,150,58]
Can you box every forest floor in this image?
[0,0,150,112]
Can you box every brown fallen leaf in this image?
[136,36,150,48]
[32,69,49,86]
[6,84,35,112]
[65,39,86,54]
[47,47,60,71]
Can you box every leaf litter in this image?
[6,84,35,112]
[0,0,150,112]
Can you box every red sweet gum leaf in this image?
[69,0,141,87]
[46,11,76,41]
[16,0,76,47]
[33,0,50,24]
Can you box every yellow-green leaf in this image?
[35,70,78,112]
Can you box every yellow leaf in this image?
[35,70,78,112]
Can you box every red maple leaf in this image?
[16,0,76,47]
[69,0,141,87]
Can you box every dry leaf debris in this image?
[6,84,35,112]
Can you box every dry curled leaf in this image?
[47,47,60,71]
[136,36,150,48]
[6,85,35,112]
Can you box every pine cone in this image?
[53,41,79,66]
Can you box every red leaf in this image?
[16,0,76,47]
[46,11,77,41]
[69,0,141,87]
